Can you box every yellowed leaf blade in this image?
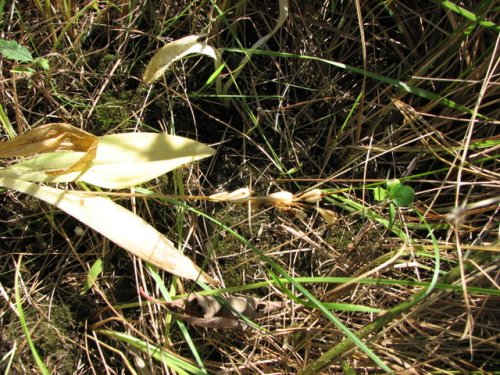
[0,152,84,182]
[0,123,97,175]
[1,133,215,189]
[0,177,217,284]
[76,132,216,188]
[143,34,219,84]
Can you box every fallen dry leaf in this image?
[0,123,97,175]
[295,189,324,203]
[152,293,285,329]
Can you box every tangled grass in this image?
[0,1,498,373]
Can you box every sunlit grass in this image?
[0,0,498,373]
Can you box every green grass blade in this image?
[224,48,487,119]
[435,0,499,31]
[0,103,16,138]
[81,258,103,295]
[195,276,500,298]
[14,257,50,375]
[299,210,441,374]
[98,329,205,375]
[146,265,209,374]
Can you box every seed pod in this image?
[226,187,252,203]
[208,191,229,202]
[296,189,323,202]
[265,191,295,205]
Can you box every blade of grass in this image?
[222,0,289,99]
[202,275,500,297]
[14,256,50,375]
[146,265,209,374]
[269,272,384,313]
[0,0,4,26]
[223,48,488,119]
[114,270,499,313]
[54,1,99,49]
[0,103,16,138]
[434,0,499,31]
[97,329,205,375]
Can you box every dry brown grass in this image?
[0,1,498,373]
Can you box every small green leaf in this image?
[389,185,415,207]
[373,186,387,201]
[0,39,33,62]
[34,57,50,70]
[386,179,402,193]
[81,258,103,294]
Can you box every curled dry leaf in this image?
[162,294,285,329]
[0,177,218,285]
[225,187,252,203]
[143,34,221,85]
[0,123,97,175]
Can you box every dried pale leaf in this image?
[316,207,339,224]
[164,294,285,328]
[0,123,97,175]
[169,294,287,328]
[143,34,220,84]
[1,133,215,189]
[0,178,217,284]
